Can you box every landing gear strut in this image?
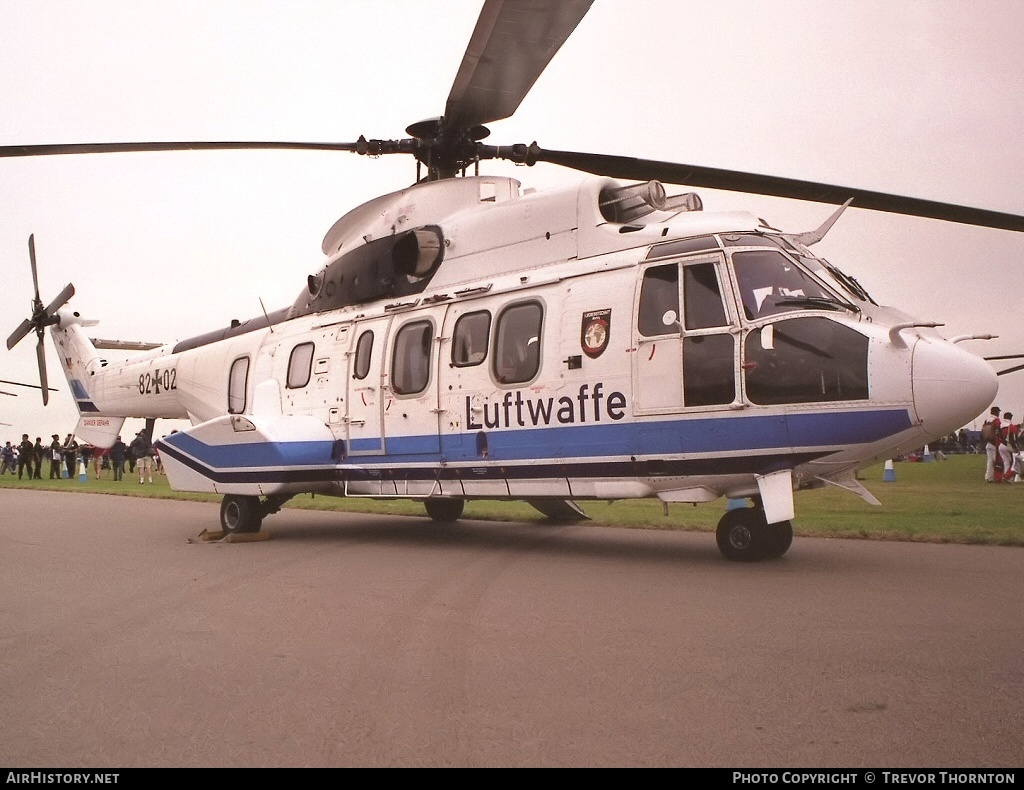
[219,494,293,535]
[715,505,793,561]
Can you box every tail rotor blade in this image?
[43,283,75,317]
[36,336,49,406]
[28,234,41,306]
[7,319,33,351]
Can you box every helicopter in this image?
[4,1,1023,560]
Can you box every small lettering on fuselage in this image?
[465,383,626,430]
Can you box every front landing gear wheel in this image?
[220,495,263,534]
[424,497,465,523]
[716,507,792,561]
[767,520,793,558]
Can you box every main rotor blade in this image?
[984,354,1024,361]
[0,141,366,158]
[43,283,75,317]
[529,148,1024,232]
[0,378,58,392]
[996,362,1024,377]
[36,337,49,406]
[445,0,593,131]
[7,319,33,351]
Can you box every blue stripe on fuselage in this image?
[160,408,913,473]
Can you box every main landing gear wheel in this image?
[716,507,793,561]
[220,495,264,534]
[424,497,465,523]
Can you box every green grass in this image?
[1,454,1021,546]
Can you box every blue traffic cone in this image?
[923,445,933,462]
[883,460,896,482]
[77,459,88,483]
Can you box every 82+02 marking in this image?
[139,368,176,395]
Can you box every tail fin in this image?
[50,308,126,448]
[50,307,103,415]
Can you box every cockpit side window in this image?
[732,250,834,320]
[744,317,869,404]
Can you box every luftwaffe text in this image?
[465,383,626,430]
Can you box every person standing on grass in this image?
[32,437,44,479]
[79,444,92,478]
[91,446,108,480]
[1,441,13,475]
[1002,412,1021,483]
[47,434,63,479]
[131,431,154,484]
[983,406,1002,482]
[62,434,78,479]
[17,434,33,480]
[110,436,127,482]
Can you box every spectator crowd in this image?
[0,431,162,483]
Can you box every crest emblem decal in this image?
[581,309,611,358]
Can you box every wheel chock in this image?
[188,529,270,544]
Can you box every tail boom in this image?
[51,309,187,438]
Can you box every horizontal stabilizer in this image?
[75,415,126,449]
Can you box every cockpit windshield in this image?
[794,253,875,304]
[731,249,854,320]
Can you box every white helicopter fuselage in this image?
[50,175,997,525]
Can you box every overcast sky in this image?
[2,0,1023,442]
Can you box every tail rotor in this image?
[6,235,75,405]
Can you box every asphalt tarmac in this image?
[1,488,1021,768]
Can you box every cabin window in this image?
[731,250,834,320]
[452,311,491,367]
[227,356,249,414]
[494,301,543,384]
[287,342,315,389]
[638,264,679,337]
[392,320,433,395]
[353,330,373,380]
[744,317,869,404]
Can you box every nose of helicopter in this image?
[912,340,998,438]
